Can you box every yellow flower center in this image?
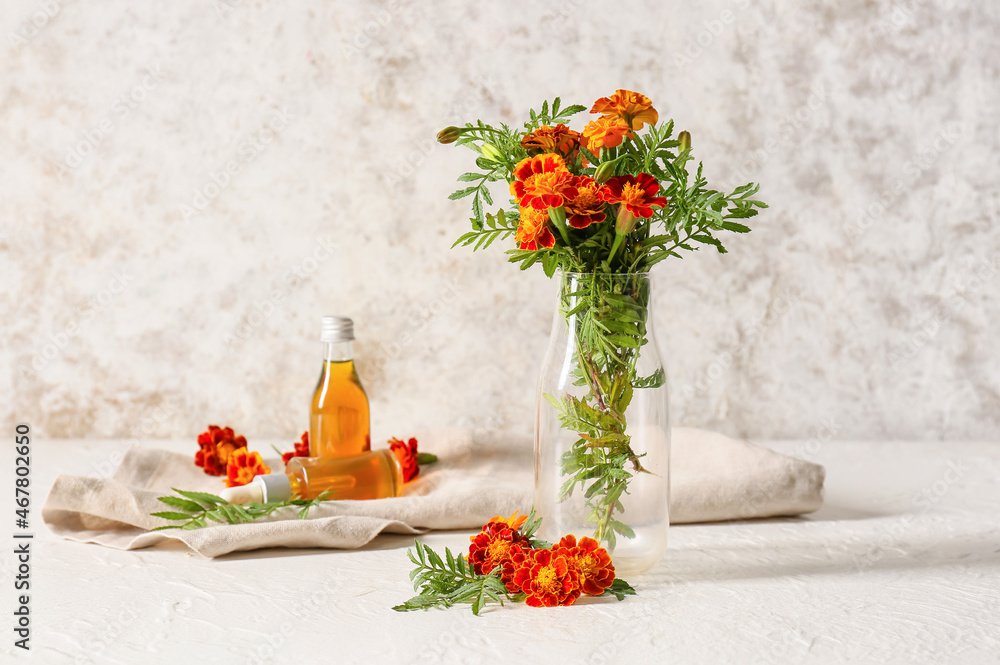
[528,171,564,195]
[619,182,645,207]
[485,539,511,564]
[571,186,600,210]
[534,565,560,595]
[574,554,597,578]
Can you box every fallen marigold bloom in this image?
[469,518,531,593]
[515,206,556,250]
[552,534,616,596]
[389,436,421,482]
[195,425,247,477]
[225,449,271,488]
[513,547,582,607]
[510,154,578,210]
[487,511,529,531]
[282,431,310,465]
[591,89,658,130]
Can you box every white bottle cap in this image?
[258,473,292,503]
[219,481,264,505]
[219,474,292,505]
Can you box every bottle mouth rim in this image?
[562,271,651,278]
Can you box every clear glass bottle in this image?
[534,272,670,576]
[221,449,404,504]
[310,316,371,458]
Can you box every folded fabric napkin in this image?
[43,428,824,558]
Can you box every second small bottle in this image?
[310,315,370,458]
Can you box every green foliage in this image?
[543,273,659,548]
[600,578,637,601]
[392,541,510,616]
[150,488,332,531]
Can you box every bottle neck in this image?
[323,341,354,362]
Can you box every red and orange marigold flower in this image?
[602,173,668,232]
[224,448,271,488]
[565,176,610,229]
[511,547,582,607]
[389,436,421,483]
[581,116,633,153]
[510,154,578,210]
[551,534,615,596]
[521,124,582,160]
[515,206,556,251]
[468,513,531,592]
[195,425,248,476]
[282,431,310,465]
[591,89,659,130]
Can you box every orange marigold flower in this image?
[581,117,633,153]
[521,124,582,160]
[515,206,556,251]
[468,520,531,593]
[281,431,310,465]
[512,548,581,607]
[224,448,271,488]
[487,511,529,531]
[510,154,578,210]
[389,436,420,482]
[601,173,668,232]
[565,176,610,229]
[195,425,248,477]
[591,89,658,130]
[552,534,616,596]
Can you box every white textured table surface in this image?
[4,439,999,664]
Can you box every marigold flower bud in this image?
[678,130,691,153]
[436,126,463,144]
[480,143,504,162]
[616,207,638,235]
[594,161,615,184]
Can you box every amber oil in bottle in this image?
[310,316,370,458]
[220,449,404,504]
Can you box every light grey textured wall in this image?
[2,0,998,442]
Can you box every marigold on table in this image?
[521,124,581,160]
[486,510,529,531]
[389,436,421,482]
[224,448,271,488]
[510,154,578,210]
[551,534,615,596]
[195,425,247,477]
[282,431,310,465]
[468,514,531,593]
[565,176,610,229]
[581,116,633,152]
[511,548,582,607]
[591,89,659,130]
[515,206,556,250]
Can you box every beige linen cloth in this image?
[43,428,824,558]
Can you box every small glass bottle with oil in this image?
[310,316,370,458]
[220,449,403,504]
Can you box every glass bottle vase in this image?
[534,271,670,576]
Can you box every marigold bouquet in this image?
[439,90,766,550]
